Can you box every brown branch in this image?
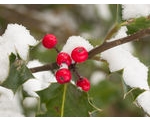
[89,27,150,58]
[30,62,58,73]
[29,28,150,73]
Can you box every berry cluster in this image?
[42,34,90,92]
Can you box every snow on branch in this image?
[101,26,149,90]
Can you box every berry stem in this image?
[54,47,60,53]
[61,84,67,117]
[74,68,81,79]
[71,63,81,79]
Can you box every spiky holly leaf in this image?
[36,83,94,117]
[2,54,34,93]
[124,86,146,101]
[126,17,150,35]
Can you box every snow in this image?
[107,26,128,42]
[62,36,94,56]
[23,97,38,116]
[2,24,38,60]
[27,60,57,84]
[95,4,112,20]
[23,97,38,109]
[23,78,42,97]
[123,59,149,90]
[101,26,134,72]
[23,60,56,97]
[0,24,38,83]
[90,71,106,85]
[60,63,69,69]
[101,26,149,90]
[122,4,150,20]
[136,90,150,115]
[0,86,24,117]
[107,26,134,53]
[0,52,9,83]
[101,47,131,72]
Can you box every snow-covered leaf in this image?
[2,24,38,60]
[0,24,38,83]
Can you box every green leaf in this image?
[124,87,146,101]
[2,57,34,93]
[131,88,146,101]
[36,83,94,117]
[9,53,16,64]
[89,80,121,108]
[126,17,150,34]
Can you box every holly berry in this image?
[76,77,90,92]
[42,34,57,49]
[55,68,72,84]
[71,46,88,63]
[56,52,72,66]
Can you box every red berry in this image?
[56,52,72,66]
[42,34,57,49]
[71,46,88,63]
[76,77,90,92]
[55,68,72,84]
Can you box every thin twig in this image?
[29,62,58,73]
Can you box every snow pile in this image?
[136,90,150,115]
[0,86,24,116]
[101,26,149,90]
[23,60,56,97]
[123,59,149,90]
[62,36,93,56]
[122,4,150,20]
[2,24,37,60]
[0,24,38,83]
[23,97,38,116]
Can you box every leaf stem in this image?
[60,84,67,117]
[116,4,119,24]
[103,23,120,42]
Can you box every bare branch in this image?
[30,62,58,73]
[88,27,150,58]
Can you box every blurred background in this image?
[0,4,149,116]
